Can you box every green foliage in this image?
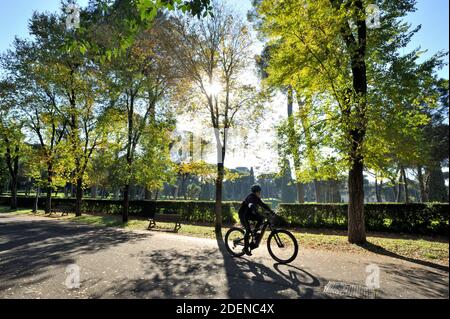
[278,203,449,235]
[0,154,9,191]
[186,183,201,199]
[134,123,177,191]
[80,0,212,62]
[0,196,239,223]
[256,0,446,173]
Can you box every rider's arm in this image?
[256,197,272,212]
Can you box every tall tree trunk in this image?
[129,184,134,200]
[374,178,379,202]
[426,164,448,202]
[375,178,382,202]
[313,180,322,203]
[347,158,366,243]
[379,180,384,202]
[45,165,53,214]
[5,144,19,210]
[75,177,83,217]
[10,173,18,210]
[286,86,305,203]
[68,85,83,215]
[339,0,368,244]
[33,186,40,213]
[296,183,305,203]
[11,153,18,209]
[330,180,342,203]
[123,92,134,223]
[417,165,427,202]
[401,166,409,203]
[392,184,398,202]
[396,171,403,203]
[123,184,130,223]
[91,184,97,199]
[326,181,331,202]
[181,176,187,200]
[215,162,224,233]
[214,111,226,231]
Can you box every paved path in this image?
[0,214,448,299]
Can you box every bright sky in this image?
[2,0,448,73]
[0,0,448,174]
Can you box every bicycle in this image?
[224,210,299,264]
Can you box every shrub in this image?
[2,196,447,235]
[278,203,449,236]
[0,196,240,223]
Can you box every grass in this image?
[2,206,448,265]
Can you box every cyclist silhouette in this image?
[238,184,274,256]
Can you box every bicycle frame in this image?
[252,219,274,247]
[226,213,297,263]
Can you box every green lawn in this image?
[1,206,448,265]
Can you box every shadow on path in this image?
[358,241,449,272]
[96,248,220,298]
[378,262,449,298]
[0,219,149,291]
[214,230,325,299]
[97,243,325,298]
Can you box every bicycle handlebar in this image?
[263,209,277,218]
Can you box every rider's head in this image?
[251,184,262,198]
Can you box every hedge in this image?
[2,196,448,235]
[278,203,449,236]
[0,196,241,223]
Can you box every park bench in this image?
[148,211,182,233]
[49,203,74,216]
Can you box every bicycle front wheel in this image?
[267,229,298,264]
[225,227,246,257]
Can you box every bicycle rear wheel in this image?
[267,229,298,264]
[225,227,246,257]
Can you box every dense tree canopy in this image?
[254,0,447,242]
[0,0,447,243]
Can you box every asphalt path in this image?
[0,214,448,299]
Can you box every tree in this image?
[186,184,201,199]
[255,44,306,203]
[79,0,213,64]
[1,9,106,215]
[0,0,212,213]
[256,0,446,243]
[170,3,263,232]
[0,154,9,195]
[175,161,214,199]
[2,32,68,213]
[0,80,25,209]
[42,7,105,216]
[422,79,449,202]
[364,48,445,203]
[95,9,185,221]
[134,120,177,199]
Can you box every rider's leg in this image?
[241,215,253,255]
[246,213,262,249]
[253,214,264,233]
[248,214,264,248]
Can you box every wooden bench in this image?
[49,204,74,216]
[148,212,182,233]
